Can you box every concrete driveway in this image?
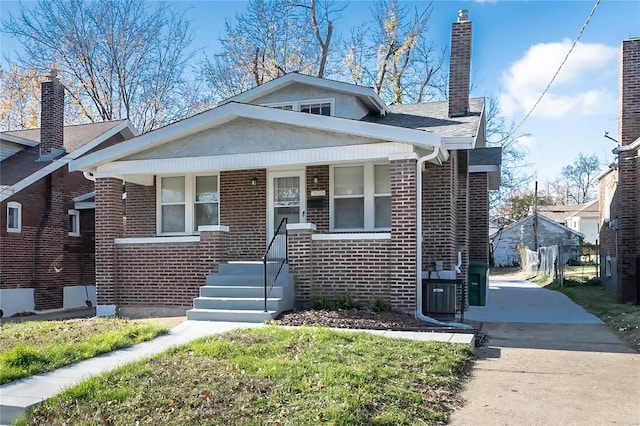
[450,278,640,426]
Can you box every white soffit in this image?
[94,143,415,178]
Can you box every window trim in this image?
[68,209,80,237]
[329,162,391,232]
[7,201,22,233]
[156,173,220,236]
[262,98,335,116]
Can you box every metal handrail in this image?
[263,217,288,312]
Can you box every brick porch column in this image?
[287,223,315,308]
[390,157,417,313]
[95,177,123,316]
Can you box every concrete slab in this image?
[465,278,602,324]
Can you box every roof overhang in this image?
[0,133,39,147]
[71,103,442,174]
[469,146,502,190]
[0,121,137,202]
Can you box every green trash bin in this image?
[468,260,489,306]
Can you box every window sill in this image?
[312,232,391,240]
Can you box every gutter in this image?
[415,147,471,329]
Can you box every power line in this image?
[504,0,602,143]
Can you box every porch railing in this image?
[263,217,288,312]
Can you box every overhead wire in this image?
[503,0,602,143]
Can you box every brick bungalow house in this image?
[599,37,640,303]
[0,72,136,317]
[71,11,500,321]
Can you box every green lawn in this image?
[15,326,474,426]
[0,318,167,384]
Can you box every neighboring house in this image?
[70,11,501,321]
[537,200,599,244]
[0,72,136,317]
[599,37,640,302]
[491,214,583,267]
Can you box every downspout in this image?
[416,147,472,329]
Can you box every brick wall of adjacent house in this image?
[220,169,266,259]
[615,38,640,302]
[469,172,489,262]
[0,166,96,310]
[599,169,619,292]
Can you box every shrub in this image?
[334,293,356,310]
[310,294,328,310]
[370,297,389,312]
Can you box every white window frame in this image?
[329,162,391,232]
[68,209,80,237]
[156,173,220,236]
[7,201,21,233]
[263,98,335,116]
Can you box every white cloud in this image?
[516,135,536,148]
[499,40,618,120]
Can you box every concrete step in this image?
[200,285,284,298]
[218,262,265,275]
[193,296,282,311]
[186,308,276,322]
[206,274,264,286]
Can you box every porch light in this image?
[313,175,319,184]
[251,176,257,186]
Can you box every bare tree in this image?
[561,153,601,204]
[485,96,534,213]
[370,0,443,104]
[3,0,195,133]
[0,65,40,130]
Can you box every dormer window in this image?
[265,98,334,116]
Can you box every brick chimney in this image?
[619,38,640,146]
[39,69,65,161]
[448,10,472,118]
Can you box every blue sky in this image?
[2,0,639,187]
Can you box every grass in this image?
[15,326,474,426]
[545,281,640,351]
[0,318,167,384]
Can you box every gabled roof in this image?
[362,97,485,148]
[0,120,137,201]
[490,213,584,239]
[220,73,391,115]
[537,201,598,223]
[70,101,444,174]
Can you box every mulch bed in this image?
[274,308,480,334]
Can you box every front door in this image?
[267,170,306,244]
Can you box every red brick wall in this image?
[389,158,417,312]
[469,172,489,262]
[95,178,124,306]
[113,231,226,308]
[125,181,156,237]
[220,169,266,259]
[1,166,96,310]
[616,38,640,302]
[310,238,391,304]
[422,158,457,271]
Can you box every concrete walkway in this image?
[451,278,640,426]
[0,320,473,425]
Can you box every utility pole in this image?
[533,181,539,251]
